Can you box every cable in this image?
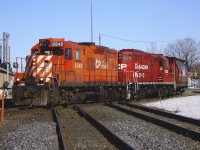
[99,33,200,44]
[100,33,150,43]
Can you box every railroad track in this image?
[52,105,135,150]
[52,106,68,150]
[105,102,200,142]
[74,105,135,150]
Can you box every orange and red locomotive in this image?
[12,38,188,106]
[13,38,126,105]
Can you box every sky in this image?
[0,0,200,63]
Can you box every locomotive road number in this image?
[123,56,131,60]
[75,63,82,69]
[52,42,64,47]
[134,72,145,78]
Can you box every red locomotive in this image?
[12,38,188,106]
[118,49,188,99]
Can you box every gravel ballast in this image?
[0,108,59,150]
[83,104,200,150]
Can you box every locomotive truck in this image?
[12,38,188,106]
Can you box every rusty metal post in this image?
[1,91,5,122]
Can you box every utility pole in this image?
[99,33,101,45]
[91,0,93,43]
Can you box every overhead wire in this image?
[100,33,150,43]
[99,33,200,44]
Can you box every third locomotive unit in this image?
[12,38,188,106]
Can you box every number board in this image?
[123,56,131,60]
[52,42,64,47]
[39,41,49,47]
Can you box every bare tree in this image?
[146,42,164,54]
[164,37,200,71]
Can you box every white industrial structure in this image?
[0,32,13,100]
[3,32,10,63]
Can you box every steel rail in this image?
[52,106,68,150]
[106,103,200,142]
[122,102,200,126]
[74,105,135,150]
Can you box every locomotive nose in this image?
[27,55,53,83]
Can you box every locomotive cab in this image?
[13,38,66,105]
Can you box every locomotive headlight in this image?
[39,77,44,82]
[16,78,20,82]
[32,58,36,65]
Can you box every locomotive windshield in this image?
[32,49,38,54]
[40,49,63,56]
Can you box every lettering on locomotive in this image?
[75,63,83,69]
[39,41,49,47]
[118,64,127,70]
[135,62,148,70]
[134,71,145,78]
[95,59,107,69]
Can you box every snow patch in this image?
[144,95,200,120]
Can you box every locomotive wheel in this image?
[65,91,75,102]
[108,88,114,100]
[165,88,170,98]
[60,89,66,97]
[159,87,166,98]
[103,90,108,100]
[69,91,75,102]
[168,87,173,97]
[120,89,127,100]
[180,89,183,94]
[77,92,86,102]
[139,89,146,99]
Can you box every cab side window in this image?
[166,60,169,68]
[65,48,72,60]
[76,50,81,61]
